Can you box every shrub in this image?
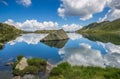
[17,55,24,61]
[24,66,38,74]
[13,69,25,76]
[27,58,46,70]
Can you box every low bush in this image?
[17,55,24,61]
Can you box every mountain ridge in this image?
[77,18,120,33]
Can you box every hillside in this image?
[0,23,23,47]
[77,19,120,33]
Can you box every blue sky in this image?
[0,0,120,31]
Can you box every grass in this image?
[49,62,120,79]
[13,56,47,76]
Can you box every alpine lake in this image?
[0,33,120,79]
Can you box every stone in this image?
[15,57,28,70]
[41,29,69,41]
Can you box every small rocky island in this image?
[41,29,69,41]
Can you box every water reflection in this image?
[13,73,47,79]
[59,43,105,67]
[0,71,13,79]
[82,33,120,45]
[97,42,120,54]
[8,34,47,45]
[67,33,82,40]
[0,33,120,79]
[59,43,120,68]
[41,40,68,48]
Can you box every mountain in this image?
[41,29,69,41]
[35,30,57,33]
[77,19,120,33]
[0,23,23,47]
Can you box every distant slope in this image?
[77,19,120,33]
[35,30,57,33]
[0,23,23,46]
[0,23,23,34]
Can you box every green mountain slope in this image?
[77,19,120,33]
[0,23,23,48]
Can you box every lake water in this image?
[0,33,120,79]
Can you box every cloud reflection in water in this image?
[59,43,120,68]
[8,34,47,45]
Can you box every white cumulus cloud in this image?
[99,9,120,22]
[58,0,120,21]
[58,0,106,20]
[62,24,82,32]
[16,0,32,7]
[5,19,59,31]
[99,0,120,22]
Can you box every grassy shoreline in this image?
[49,62,120,79]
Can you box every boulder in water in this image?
[41,29,68,41]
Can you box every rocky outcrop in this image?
[41,29,69,41]
[15,57,28,70]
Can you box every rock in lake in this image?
[41,29,69,41]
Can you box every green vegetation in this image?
[17,55,24,61]
[77,19,120,33]
[27,58,47,71]
[0,23,24,48]
[49,62,120,79]
[13,56,47,76]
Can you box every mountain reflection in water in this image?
[0,33,120,79]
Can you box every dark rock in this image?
[41,39,68,48]
[41,29,68,41]
[0,43,4,49]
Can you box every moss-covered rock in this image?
[13,56,47,76]
[41,29,68,41]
